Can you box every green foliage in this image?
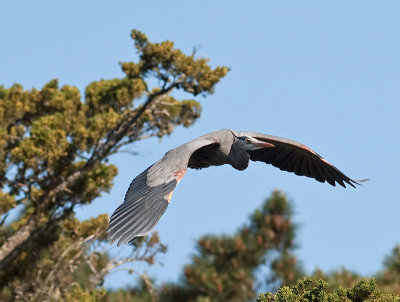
[257,278,400,302]
[126,30,228,96]
[310,245,400,295]
[0,29,227,301]
[64,285,106,302]
[376,245,400,293]
[312,267,362,291]
[105,274,158,302]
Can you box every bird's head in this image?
[237,135,275,150]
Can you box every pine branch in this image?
[0,86,177,269]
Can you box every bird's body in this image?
[107,129,362,246]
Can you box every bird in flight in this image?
[107,129,364,246]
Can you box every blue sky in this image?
[1,1,400,289]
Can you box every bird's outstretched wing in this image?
[107,138,218,246]
[240,131,361,188]
[107,165,176,246]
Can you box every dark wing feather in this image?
[240,131,360,188]
[188,143,222,169]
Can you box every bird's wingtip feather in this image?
[354,178,370,186]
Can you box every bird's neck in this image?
[228,142,250,171]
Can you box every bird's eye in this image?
[239,136,251,143]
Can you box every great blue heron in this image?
[107,129,363,246]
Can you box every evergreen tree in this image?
[257,277,400,302]
[0,29,228,301]
[376,245,400,293]
[309,245,400,295]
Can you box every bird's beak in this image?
[251,138,275,149]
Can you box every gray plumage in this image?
[107,129,363,246]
